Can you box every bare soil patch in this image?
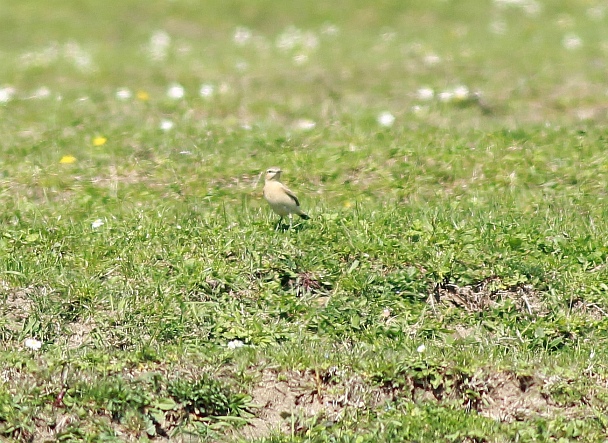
[479,371,586,422]
[240,368,385,440]
[240,370,335,440]
[240,365,592,440]
[431,278,546,316]
[61,317,97,349]
[1,283,37,337]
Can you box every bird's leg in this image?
[275,217,283,231]
[288,214,293,229]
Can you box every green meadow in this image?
[2,0,608,441]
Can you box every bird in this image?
[263,167,309,227]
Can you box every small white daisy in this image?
[149,30,171,61]
[0,86,16,103]
[377,111,395,127]
[320,23,339,36]
[199,84,214,98]
[160,119,174,131]
[411,105,425,114]
[563,34,582,50]
[227,339,244,350]
[453,85,470,101]
[294,119,316,131]
[116,88,132,100]
[167,83,185,99]
[276,26,301,51]
[91,219,104,229]
[423,53,441,66]
[233,27,252,45]
[293,54,308,65]
[32,87,51,99]
[416,87,434,101]
[438,91,454,102]
[24,338,42,351]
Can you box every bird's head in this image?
[265,167,282,181]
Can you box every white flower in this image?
[423,53,441,66]
[91,219,104,229]
[227,339,244,350]
[302,32,319,50]
[199,84,214,98]
[381,308,391,318]
[160,119,174,131]
[24,338,42,351]
[321,23,339,36]
[0,86,16,103]
[32,87,51,99]
[116,88,132,100]
[276,26,302,51]
[377,111,395,127]
[151,30,170,47]
[294,119,316,131]
[563,34,582,50]
[416,87,434,101]
[167,83,185,99]
[438,91,454,102]
[293,54,308,65]
[149,30,171,61]
[453,85,470,101]
[417,344,426,353]
[233,27,252,45]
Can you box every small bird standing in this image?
[263,167,309,227]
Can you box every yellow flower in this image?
[93,136,107,146]
[343,201,352,208]
[60,155,77,164]
[136,90,149,101]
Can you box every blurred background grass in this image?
[2,0,607,123]
[1,0,607,212]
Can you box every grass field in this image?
[2,0,608,441]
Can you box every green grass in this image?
[2,0,608,441]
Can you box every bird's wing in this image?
[282,185,300,206]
